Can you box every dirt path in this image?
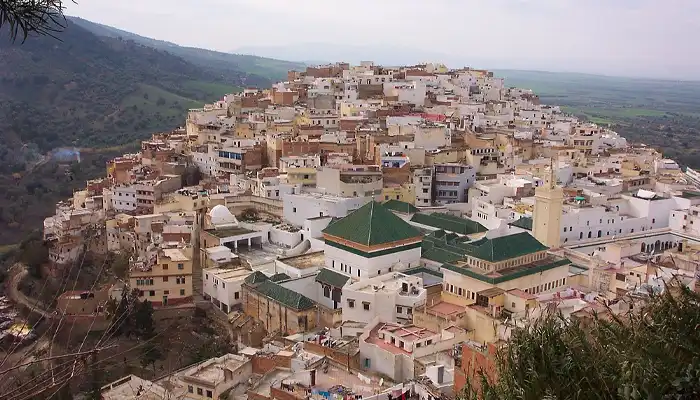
[7,264,53,319]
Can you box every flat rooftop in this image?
[162,248,189,262]
[205,226,256,238]
[425,301,466,320]
[347,272,423,295]
[278,251,325,270]
[207,268,251,282]
[182,354,249,383]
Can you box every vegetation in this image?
[0,20,255,244]
[496,70,700,169]
[0,0,71,42]
[460,285,700,400]
[69,16,306,83]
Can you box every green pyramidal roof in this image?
[323,201,421,247]
[383,199,418,214]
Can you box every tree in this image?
[460,285,700,400]
[0,0,73,42]
[133,299,155,338]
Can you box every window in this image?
[235,292,240,300]
[163,264,168,270]
[188,385,193,393]
[139,290,144,297]
[163,276,168,282]
[363,302,370,311]
[293,207,297,213]
[164,290,169,295]
[397,306,403,313]
[222,282,226,288]
[180,289,186,296]
[357,270,361,277]
[197,388,203,395]
[426,339,433,345]
[323,285,331,298]
[177,263,184,270]
[348,299,355,308]
[149,290,155,297]
[206,390,213,398]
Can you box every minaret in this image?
[533,158,564,248]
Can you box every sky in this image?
[67,0,699,80]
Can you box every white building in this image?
[282,192,373,227]
[359,319,468,382]
[322,201,423,280]
[342,272,426,324]
[202,267,251,314]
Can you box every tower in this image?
[533,158,564,248]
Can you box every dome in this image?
[209,205,238,227]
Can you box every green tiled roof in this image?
[466,233,547,262]
[270,273,291,282]
[323,202,421,247]
[411,213,487,235]
[421,230,547,263]
[441,257,571,284]
[509,217,533,231]
[383,199,418,214]
[244,271,269,286]
[252,280,316,310]
[315,268,350,288]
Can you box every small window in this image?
[348,299,355,308]
[163,276,168,282]
[163,264,168,270]
[235,292,240,300]
[164,290,169,295]
[206,390,213,398]
[180,289,186,296]
[363,302,370,311]
[188,385,193,393]
[177,263,184,270]
[222,282,226,288]
[149,290,155,297]
[197,388,203,395]
[293,207,297,213]
[397,306,403,313]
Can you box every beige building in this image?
[129,245,194,307]
[533,160,564,248]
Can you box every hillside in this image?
[0,21,262,244]
[494,70,700,168]
[69,17,306,82]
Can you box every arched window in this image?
[641,243,646,253]
[588,232,592,239]
[597,230,602,238]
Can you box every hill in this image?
[493,69,700,168]
[0,20,265,244]
[69,16,306,82]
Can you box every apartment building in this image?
[129,244,194,307]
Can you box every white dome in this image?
[209,205,238,227]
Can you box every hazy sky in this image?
[68,0,699,79]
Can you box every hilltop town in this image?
[31,61,700,398]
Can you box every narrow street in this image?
[7,263,53,319]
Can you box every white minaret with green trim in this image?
[533,158,564,248]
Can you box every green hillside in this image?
[0,20,252,244]
[69,16,306,83]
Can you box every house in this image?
[342,272,427,324]
[242,272,317,334]
[129,244,194,307]
[202,267,252,313]
[359,319,469,382]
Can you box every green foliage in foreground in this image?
[461,286,700,400]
